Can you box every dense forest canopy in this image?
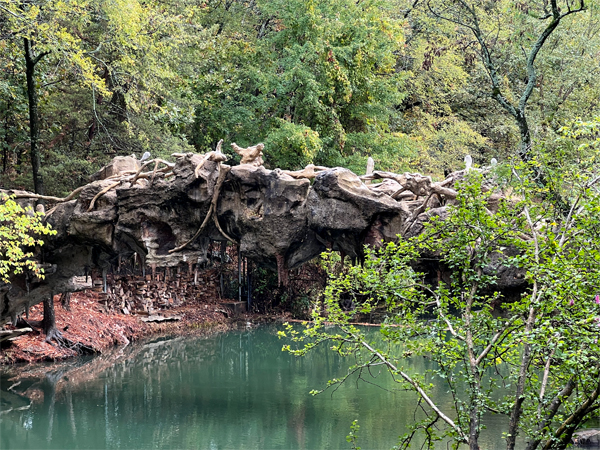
[0,0,598,194]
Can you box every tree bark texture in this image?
[24,38,49,198]
[60,292,72,311]
[43,292,62,343]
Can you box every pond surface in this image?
[0,324,568,449]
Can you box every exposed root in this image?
[363,171,459,200]
[169,164,235,253]
[86,159,175,212]
[42,324,96,354]
[12,185,86,203]
[211,167,236,243]
[281,164,328,179]
[194,140,228,178]
[150,160,159,184]
[44,327,63,345]
[87,182,120,212]
[401,192,436,235]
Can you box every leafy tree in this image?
[405,0,589,179]
[0,0,597,189]
[0,39,28,177]
[0,0,208,196]
[280,169,600,449]
[343,131,416,175]
[263,120,322,170]
[0,0,108,195]
[393,3,494,175]
[191,0,414,170]
[390,0,600,179]
[429,0,586,162]
[0,194,55,282]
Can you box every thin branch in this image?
[0,4,25,19]
[543,369,600,449]
[353,333,469,444]
[506,303,537,450]
[32,50,50,66]
[538,347,557,409]
[426,288,465,341]
[525,378,576,450]
[91,87,120,151]
[475,316,518,365]
[402,0,421,18]
[524,207,540,264]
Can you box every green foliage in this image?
[0,195,56,282]
[346,419,361,450]
[0,0,206,195]
[414,117,490,175]
[520,115,600,208]
[343,132,415,175]
[280,168,600,449]
[2,0,598,191]
[557,116,600,156]
[190,0,411,170]
[263,120,322,170]
[394,0,599,176]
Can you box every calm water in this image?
[0,325,536,449]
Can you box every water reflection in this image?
[0,325,558,449]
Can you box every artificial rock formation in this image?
[281,164,328,179]
[0,148,524,324]
[231,142,264,167]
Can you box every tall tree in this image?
[426,0,586,169]
[0,38,28,176]
[192,0,413,172]
[390,0,600,178]
[282,169,600,449]
[1,0,210,195]
[1,0,108,193]
[23,36,48,196]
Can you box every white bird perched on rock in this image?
[490,157,498,167]
[140,151,151,162]
[464,154,472,171]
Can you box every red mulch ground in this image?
[1,290,235,364]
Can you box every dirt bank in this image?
[0,290,251,364]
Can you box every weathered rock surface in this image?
[0,155,526,324]
[89,155,141,182]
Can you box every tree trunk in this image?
[15,145,23,174]
[516,111,532,163]
[60,292,72,311]
[515,108,569,212]
[506,306,536,450]
[24,38,48,199]
[469,407,480,450]
[43,292,62,343]
[3,112,10,174]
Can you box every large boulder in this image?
[89,155,141,182]
[308,168,407,260]
[219,165,320,270]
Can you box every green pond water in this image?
[0,324,534,449]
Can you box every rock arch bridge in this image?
[1,146,523,324]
